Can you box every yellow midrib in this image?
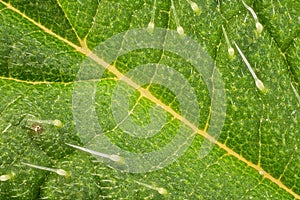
[1,1,299,199]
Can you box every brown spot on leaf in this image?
[31,123,44,133]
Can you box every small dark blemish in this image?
[31,123,44,134]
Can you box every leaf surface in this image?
[0,0,299,199]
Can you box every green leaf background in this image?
[0,0,299,199]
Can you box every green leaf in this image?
[0,0,299,199]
